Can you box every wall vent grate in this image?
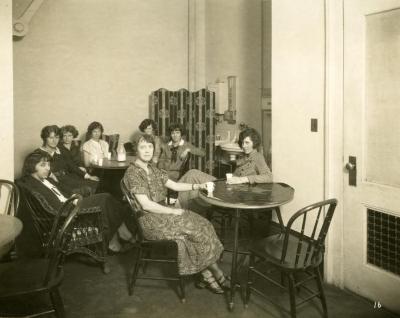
[367,209,400,276]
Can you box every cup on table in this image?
[206,182,215,197]
[226,173,233,180]
[106,152,112,160]
[98,158,103,166]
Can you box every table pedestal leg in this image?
[229,208,240,311]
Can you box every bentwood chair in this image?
[120,180,186,303]
[0,195,82,318]
[245,199,338,318]
[0,179,20,216]
[0,180,21,261]
[16,180,110,273]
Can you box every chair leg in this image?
[288,273,297,318]
[129,248,143,296]
[179,275,186,303]
[314,267,328,317]
[245,253,255,307]
[50,288,65,318]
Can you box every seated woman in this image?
[21,152,135,253]
[123,134,229,294]
[34,125,99,195]
[138,118,163,164]
[158,123,205,181]
[82,121,109,167]
[177,127,273,210]
[59,125,85,168]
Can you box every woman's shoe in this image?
[216,274,231,290]
[202,275,224,294]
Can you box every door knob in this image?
[346,156,357,186]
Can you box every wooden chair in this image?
[120,179,186,303]
[0,195,82,318]
[245,199,338,318]
[16,180,110,273]
[0,179,20,216]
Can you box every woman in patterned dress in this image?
[123,134,229,294]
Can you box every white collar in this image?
[40,146,61,155]
[168,139,184,147]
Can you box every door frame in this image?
[324,0,345,288]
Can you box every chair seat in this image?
[0,258,63,297]
[250,234,323,270]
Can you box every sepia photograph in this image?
[0,0,399,317]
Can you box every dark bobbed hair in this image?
[137,134,155,149]
[238,127,261,150]
[168,123,186,137]
[60,125,79,138]
[139,119,157,134]
[40,125,61,146]
[22,151,51,176]
[86,121,104,141]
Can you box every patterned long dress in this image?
[123,161,223,275]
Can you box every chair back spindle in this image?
[0,179,20,216]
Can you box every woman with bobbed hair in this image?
[34,125,99,195]
[124,134,229,293]
[59,125,84,168]
[158,123,206,181]
[20,152,136,253]
[177,127,272,209]
[138,118,162,164]
[82,121,109,167]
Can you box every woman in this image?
[34,125,99,196]
[21,152,135,253]
[123,134,229,294]
[177,127,273,209]
[138,119,162,164]
[158,123,205,181]
[59,125,84,168]
[82,121,109,167]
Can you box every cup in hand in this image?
[226,173,233,180]
[206,182,215,196]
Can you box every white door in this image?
[343,0,400,313]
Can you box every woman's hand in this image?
[171,208,185,216]
[180,148,191,159]
[79,167,87,173]
[226,176,248,184]
[84,173,100,181]
[197,183,208,190]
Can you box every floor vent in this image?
[367,209,400,276]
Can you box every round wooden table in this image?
[0,215,23,258]
[199,181,294,310]
[92,156,136,199]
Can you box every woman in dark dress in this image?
[34,125,99,195]
[21,152,135,252]
[58,125,84,168]
[123,134,229,294]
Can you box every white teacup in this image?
[107,152,112,160]
[206,182,215,196]
[98,158,103,166]
[226,173,233,180]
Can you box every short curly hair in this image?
[238,128,261,150]
[168,123,186,136]
[137,134,155,149]
[40,125,60,146]
[139,119,157,134]
[60,125,79,138]
[86,121,104,140]
[22,151,51,176]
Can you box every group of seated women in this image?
[19,117,272,294]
